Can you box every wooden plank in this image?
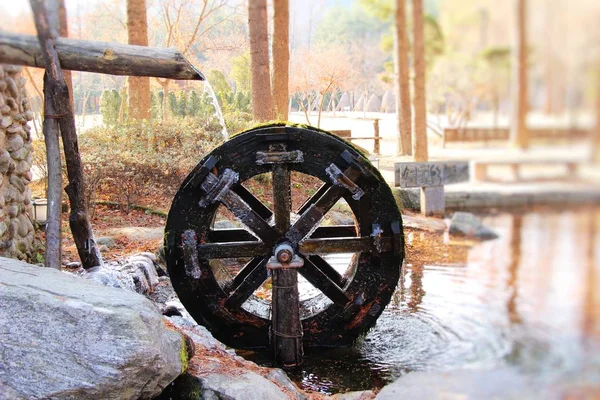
[299,237,393,254]
[208,225,357,243]
[395,161,469,188]
[198,241,270,259]
[0,32,204,80]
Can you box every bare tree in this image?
[127,0,151,120]
[412,0,428,161]
[155,0,230,121]
[249,0,274,121]
[510,0,529,149]
[272,0,289,120]
[290,46,353,128]
[395,0,412,155]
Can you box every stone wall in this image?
[0,65,35,260]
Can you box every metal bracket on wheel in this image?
[371,224,383,253]
[198,168,239,207]
[266,254,304,270]
[256,150,304,165]
[326,163,364,200]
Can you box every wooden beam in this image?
[42,73,62,269]
[0,32,204,80]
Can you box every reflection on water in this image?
[281,207,600,394]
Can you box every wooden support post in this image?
[373,119,380,155]
[30,0,103,269]
[420,186,444,216]
[471,161,487,182]
[271,165,303,367]
[42,73,62,269]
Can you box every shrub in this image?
[79,120,223,212]
[100,89,121,126]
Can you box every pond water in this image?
[241,207,600,394]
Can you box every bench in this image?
[471,159,578,182]
[395,161,470,216]
[443,127,591,147]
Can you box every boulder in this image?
[0,257,188,400]
[449,212,498,240]
[96,236,116,248]
[85,253,161,295]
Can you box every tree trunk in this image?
[593,67,600,164]
[272,0,289,121]
[510,0,529,149]
[395,0,412,156]
[248,0,274,121]
[411,0,428,162]
[42,73,62,269]
[127,0,151,120]
[30,0,103,269]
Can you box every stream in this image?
[241,207,600,394]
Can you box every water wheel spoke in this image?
[219,189,281,244]
[296,182,331,215]
[208,229,258,243]
[198,241,270,259]
[299,236,392,254]
[231,183,273,220]
[230,256,267,290]
[286,167,362,245]
[299,256,350,306]
[307,255,346,287]
[285,185,347,245]
[310,225,358,239]
[225,256,269,309]
[272,165,292,231]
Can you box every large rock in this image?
[449,211,498,240]
[0,257,188,400]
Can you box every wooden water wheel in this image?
[165,125,404,360]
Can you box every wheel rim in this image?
[165,125,404,348]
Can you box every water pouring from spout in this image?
[203,80,229,141]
